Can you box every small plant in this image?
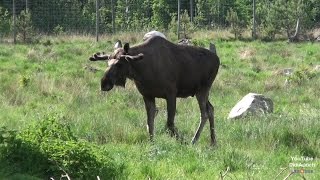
[15,10,37,43]
[53,25,64,36]
[287,67,317,85]
[226,8,244,39]
[20,75,31,87]
[180,10,195,39]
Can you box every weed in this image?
[287,67,317,85]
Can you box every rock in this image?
[275,68,294,76]
[282,68,294,76]
[143,31,166,41]
[228,93,273,119]
[313,65,320,72]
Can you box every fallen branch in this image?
[283,171,295,180]
[220,166,230,180]
[274,167,288,180]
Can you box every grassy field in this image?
[0,32,319,179]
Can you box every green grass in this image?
[0,33,319,179]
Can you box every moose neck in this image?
[126,43,148,83]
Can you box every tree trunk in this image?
[289,18,300,42]
[252,0,256,39]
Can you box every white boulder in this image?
[228,93,273,119]
[143,31,166,41]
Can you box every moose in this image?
[89,36,220,145]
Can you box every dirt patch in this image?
[239,48,256,59]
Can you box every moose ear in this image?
[122,53,144,62]
[114,40,122,49]
[124,43,130,54]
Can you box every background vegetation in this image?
[0,30,319,179]
[1,0,319,40]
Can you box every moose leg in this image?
[143,96,156,141]
[166,96,179,138]
[207,101,216,146]
[191,90,209,144]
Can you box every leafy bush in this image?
[0,115,126,179]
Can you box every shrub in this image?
[53,25,64,36]
[0,115,126,179]
[287,66,317,85]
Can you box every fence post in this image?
[13,0,16,44]
[177,0,181,40]
[26,0,28,10]
[252,0,256,39]
[96,0,99,42]
[111,0,115,34]
[190,0,193,23]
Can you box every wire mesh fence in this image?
[1,0,319,43]
[0,0,234,43]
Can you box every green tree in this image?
[180,9,194,38]
[151,0,171,30]
[0,7,10,37]
[257,0,318,40]
[15,10,36,43]
[226,7,244,39]
[194,0,210,27]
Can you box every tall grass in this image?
[0,31,319,179]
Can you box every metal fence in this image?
[1,0,235,43]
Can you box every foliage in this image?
[151,0,171,30]
[287,67,317,85]
[53,25,64,36]
[0,7,10,37]
[180,10,195,38]
[258,0,318,40]
[226,8,244,39]
[194,0,210,28]
[0,115,125,179]
[15,10,37,43]
[2,0,320,39]
[168,13,178,36]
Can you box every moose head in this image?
[89,42,144,91]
